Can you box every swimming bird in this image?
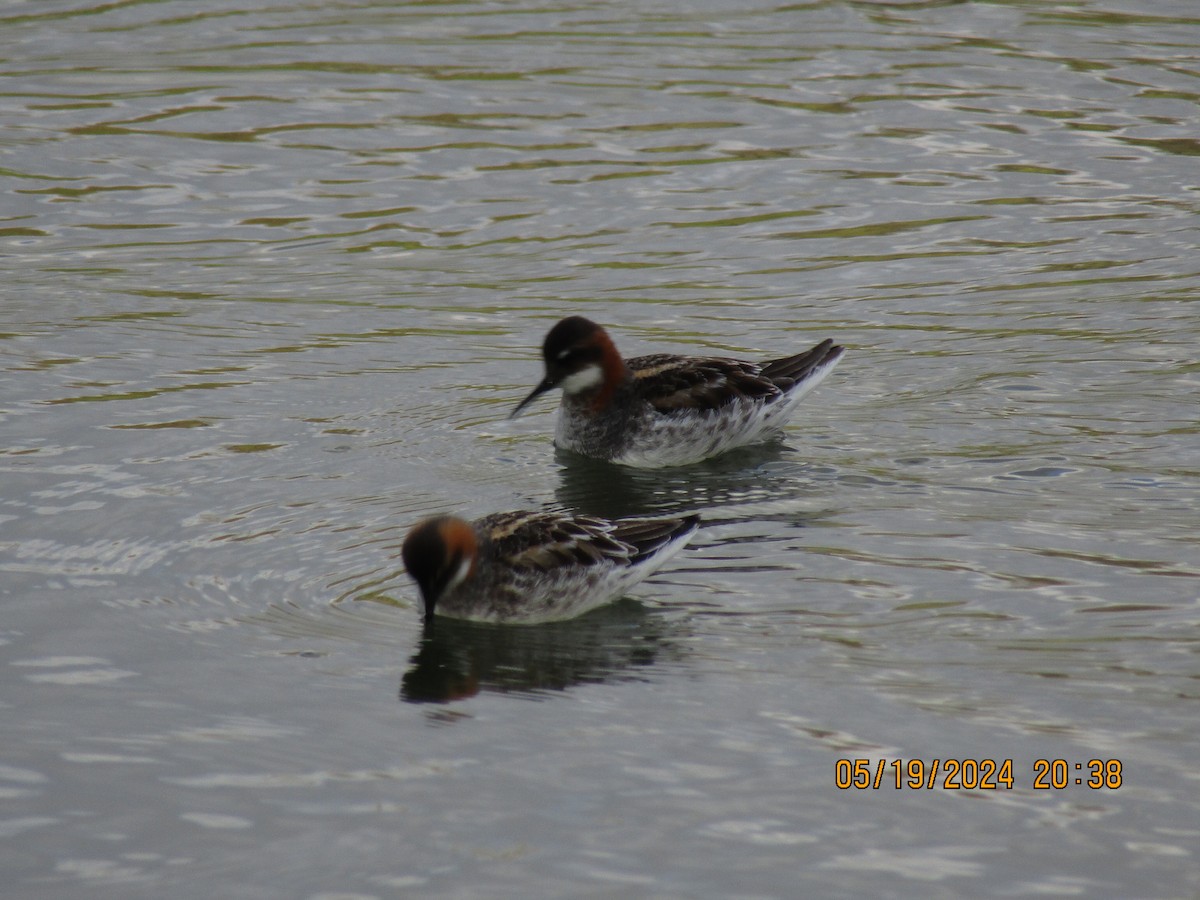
[510,315,845,467]
[401,509,699,624]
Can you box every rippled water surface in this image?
[3,1,1199,897]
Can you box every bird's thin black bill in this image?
[509,377,556,418]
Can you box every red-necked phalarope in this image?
[510,316,845,467]
[401,509,699,624]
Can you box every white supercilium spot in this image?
[560,365,603,395]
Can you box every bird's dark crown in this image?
[401,516,476,618]
[542,316,609,369]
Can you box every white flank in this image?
[614,351,844,467]
[499,523,697,625]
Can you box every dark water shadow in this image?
[552,439,835,522]
[400,599,688,704]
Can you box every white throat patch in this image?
[446,556,472,594]
[560,364,603,395]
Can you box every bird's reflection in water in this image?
[400,599,687,704]
[553,440,833,522]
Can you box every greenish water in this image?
[3,1,1199,897]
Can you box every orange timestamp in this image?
[835,758,1123,790]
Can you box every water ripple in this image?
[3,2,1200,897]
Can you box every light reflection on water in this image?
[3,0,1200,897]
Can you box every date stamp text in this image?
[835,758,1123,790]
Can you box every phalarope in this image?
[511,316,845,467]
[401,509,699,624]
